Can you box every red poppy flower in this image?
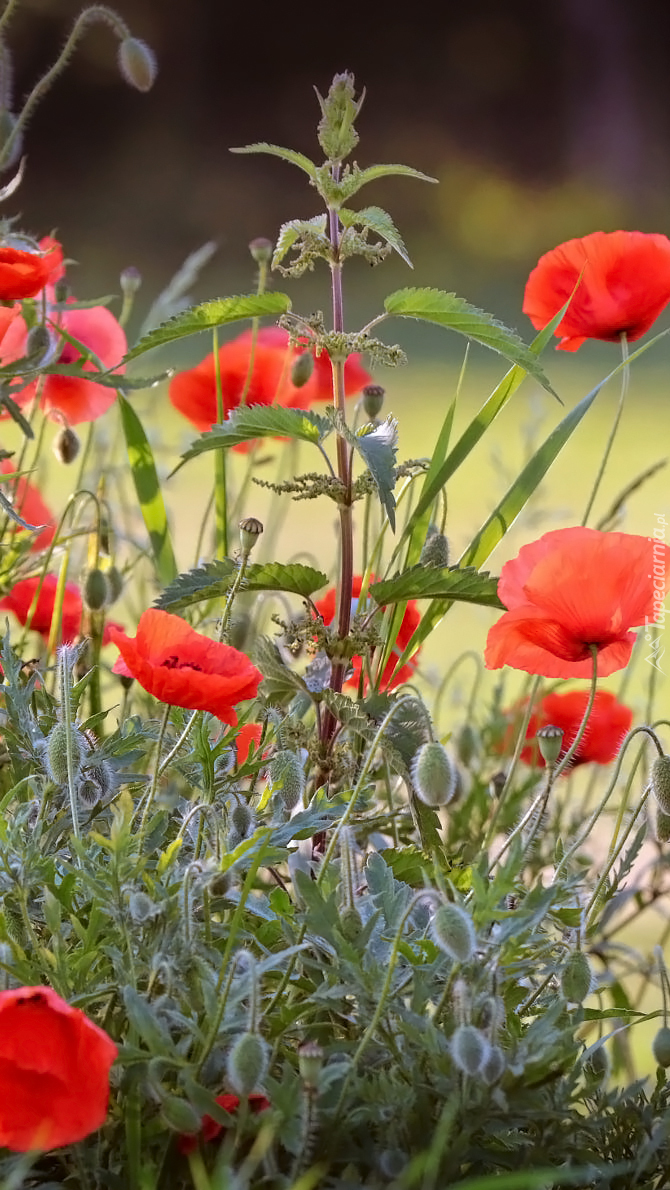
[485,527,670,679]
[0,240,63,301]
[502,689,633,769]
[169,326,371,433]
[314,575,421,690]
[0,985,117,1152]
[0,303,127,425]
[0,458,55,552]
[176,1092,270,1156]
[523,230,670,351]
[235,723,263,765]
[0,304,21,347]
[109,609,263,725]
[0,574,122,646]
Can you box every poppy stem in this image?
[484,675,542,845]
[138,702,171,833]
[581,332,629,527]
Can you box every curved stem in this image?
[581,332,629,527]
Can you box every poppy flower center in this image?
[161,655,203,672]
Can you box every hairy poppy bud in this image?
[561,950,592,1003]
[117,37,157,93]
[419,530,449,568]
[239,516,263,555]
[651,756,670,816]
[456,723,479,768]
[298,1041,323,1089]
[77,774,103,807]
[120,266,142,296]
[339,905,363,941]
[652,1025,670,1068]
[290,352,314,388]
[584,1044,610,1083]
[537,723,564,768]
[230,800,254,838]
[46,723,83,785]
[53,279,69,304]
[25,324,52,363]
[104,566,123,604]
[480,1044,506,1085]
[128,891,155,923]
[268,749,305,812]
[656,809,670,844]
[411,741,456,807]
[450,1025,489,1076]
[161,1096,202,1134]
[83,568,109,612]
[362,383,385,420]
[52,425,80,465]
[249,237,273,264]
[226,1032,269,1096]
[431,902,476,963]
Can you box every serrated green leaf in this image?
[369,565,504,609]
[319,690,376,740]
[177,405,332,469]
[122,293,292,363]
[353,416,398,530]
[354,163,438,188]
[273,216,329,268]
[254,637,309,704]
[230,142,318,180]
[339,205,412,267]
[384,287,556,397]
[118,394,178,587]
[156,559,328,612]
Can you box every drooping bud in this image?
[77,774,104,807]
[537,724,564,768]
[117,37,157,92]
[104,565,124,604]
[431,902,476,963]
[651,756,670,816]
[489,770,506,799]
[45,723,82,785]
[230,800,254,838]
[456,723,479,768]
[83,568,109,612]
[584,1044,610,1084]
[480,1044,506,1085]
[161,1096,202,1135]
[362,383,385,420]
[268,749,305,812]
[239,516,263,555]
[25,324,52,364]
[450,1025,489,1076]
[411,741,457,807]
[249,237,273,264]
[656,808,670,844]
[226,1032,269,1096]
[53,278,69,304]
[560,950,592,1004]
[52,425,81,465]
[120,265,142,296]
[652,1025,670,1068]
[128,890,155,923]
[290,352,314,388]
[298,1041,324,1090]
[419,531,449,568]
[338,906,363,942]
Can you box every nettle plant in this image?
[1,24,670,1188]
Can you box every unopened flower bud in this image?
[290,351,314,388]
[419,531,449,568]
[537,724,564,768]
[561,950,592,1004]
[481,1044,506,1085]
[431,902,476,963]
[77,774,104,807]
[105,565,123,604]
[489,770,506,799]
[651,756,670,815]
[268,749,305,812]
[128,891,155,923]
[226,1032,269,1096]
[52,425,81,465]
[25,324,52,363]
[298,1041,323,1089]
[83,568,109,612]
[362,383,384,419]
[249,237,273,264]
[53,279,69,304]
[46,723,83,785]
[161,1096,202,1135]
[411,741,457,807]
[120,266,142,296]
[656,808,670,843]
[456,723,479,768]
[339,905,363,941]
[584,1044,610,1084]
[117,37,157,93]
[652,1025,670,1068]
[230,800,254,839]
[239,516,263,555]
[450,1025,489,1076]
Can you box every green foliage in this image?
[352,415,399,529]
[369,565,504,609]
[118,394,178,587]
[229,141,318,180]
[156,559,329,612]
[178,405,332,465]
[122,292,292,362]
[338,205,413,266]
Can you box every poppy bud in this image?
[53,279,69,304]
[652,1025,670,1068]
[128,891,155,923]
[268,749,305,812]
[120,266,142,296]
[419,531,449,568]
[230,801,254,838]
[290,352,314,388]
[117,37,157,93]
[411,741,457,807]
[431,902,476,963]
[656,809,670,844]
[362,384,385,420]
[46,723,83,785]
[489,770,507,799]
[239,516,263,555]
[83,568,109,612]
[249,237,273,264]
[456,723,479,768]
[537,723,564,768]
[450,1025,489,1076]
[339,905,363,941]
[298,1041,323,1089]
[105,565,124,604]
[651,756,670,816]
[561,950,592,1003]
[584,1044,610,1083]
[480,1044,506,1086]
[161,1096,202,1135]
[226,1032,269,1096]
[52,424,80,465]
[25,324,52,362]
[77,774,104,807]
[214,748,235,778]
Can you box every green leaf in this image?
[118,395,178,587]
[319,690,376,740]
[122,986,173,1055]
[353,416,399,530]
[353,163,438,188]
[273,215,329,268]
[230,142,318,180]
[253,637,309,704]
[369,565,504,610]
[384,287,556,397]
[122,293,292,363]
[338,206,412,267]
[177,405,331,468]
[41,364,170,392]
[156,560,328,612]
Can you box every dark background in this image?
[5,0,670,344]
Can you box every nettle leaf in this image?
[369,565,504,610]
[177,405,332,467]
[353,416,399,531]
[253,637,309,703]
[122,293,292,363]
[273,215,329,269]
[230,142,318,181]
[319,690,376,740]
[384,288,556,398]
[348,163,437,199]
[156,560,328,612]
[339,206,412,267]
